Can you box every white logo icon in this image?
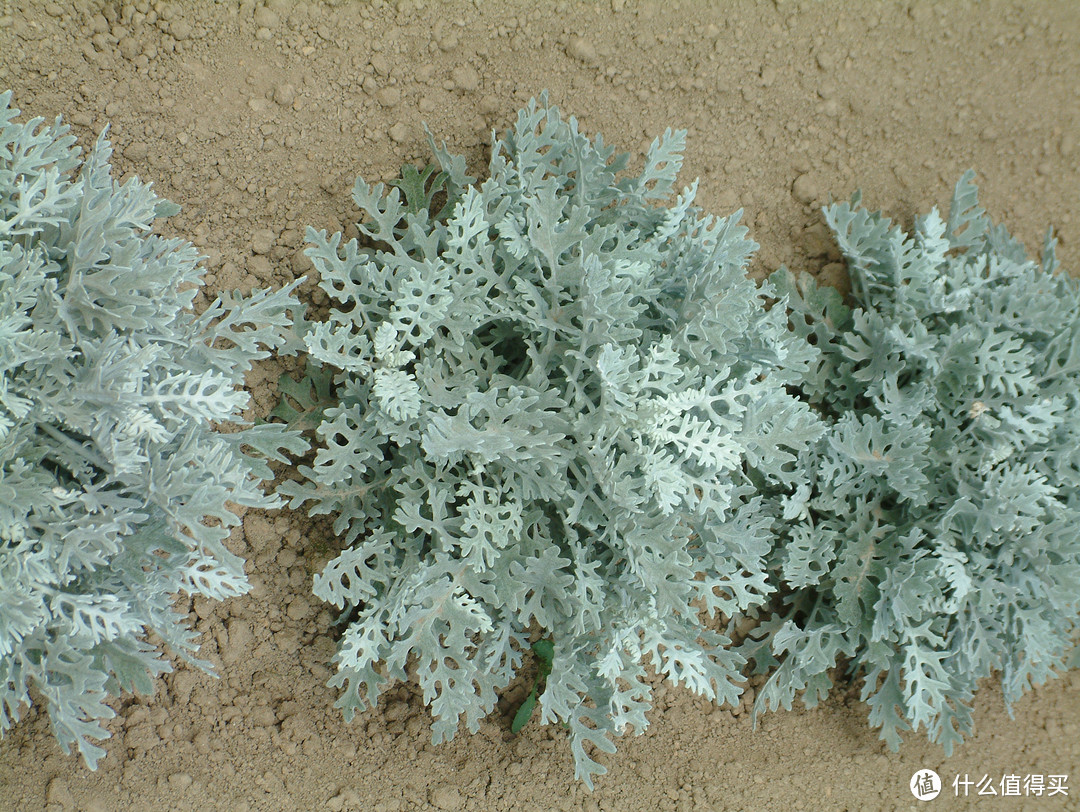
[911,769,942,801]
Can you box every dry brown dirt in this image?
[1,1,1079,811]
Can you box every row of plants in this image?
[1,90,1077,786]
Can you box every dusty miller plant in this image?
[0,91,304,767]
[278,95,823,785]
[746,172,1080,754]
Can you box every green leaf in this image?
[271,367,336,433]
[532,638,554,672]
[388,162,449,216]
[510,688,537,734]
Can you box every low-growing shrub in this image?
[748,172,1080,753]
[278,95,823,785]
[0,91,304,767]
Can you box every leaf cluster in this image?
[283,94,823,785]
[0,91,304,767]
[751,172,1080,754]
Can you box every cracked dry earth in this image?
[1,1,1079,811]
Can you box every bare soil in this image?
[1,1,1078,811]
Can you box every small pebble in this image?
[253,7,279,28]
[287,596,310,620]
[170,19,191,40]
[430,784,463,810]
[792,172,820,204]
[124,142,149,161]
[388,122,409,143]
[566,35,597,63]
[272,83,295,106]
[118,36,141,60]
[327,788,360,812]
[451,64,479,92]
[370,53,390,75]
[168,773,193,791]
[376,87,401,107]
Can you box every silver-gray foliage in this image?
[280,96,824,785]
[749,172,1080,754]
[0,91,305,767]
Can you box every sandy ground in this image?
[1,1,1079,810]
